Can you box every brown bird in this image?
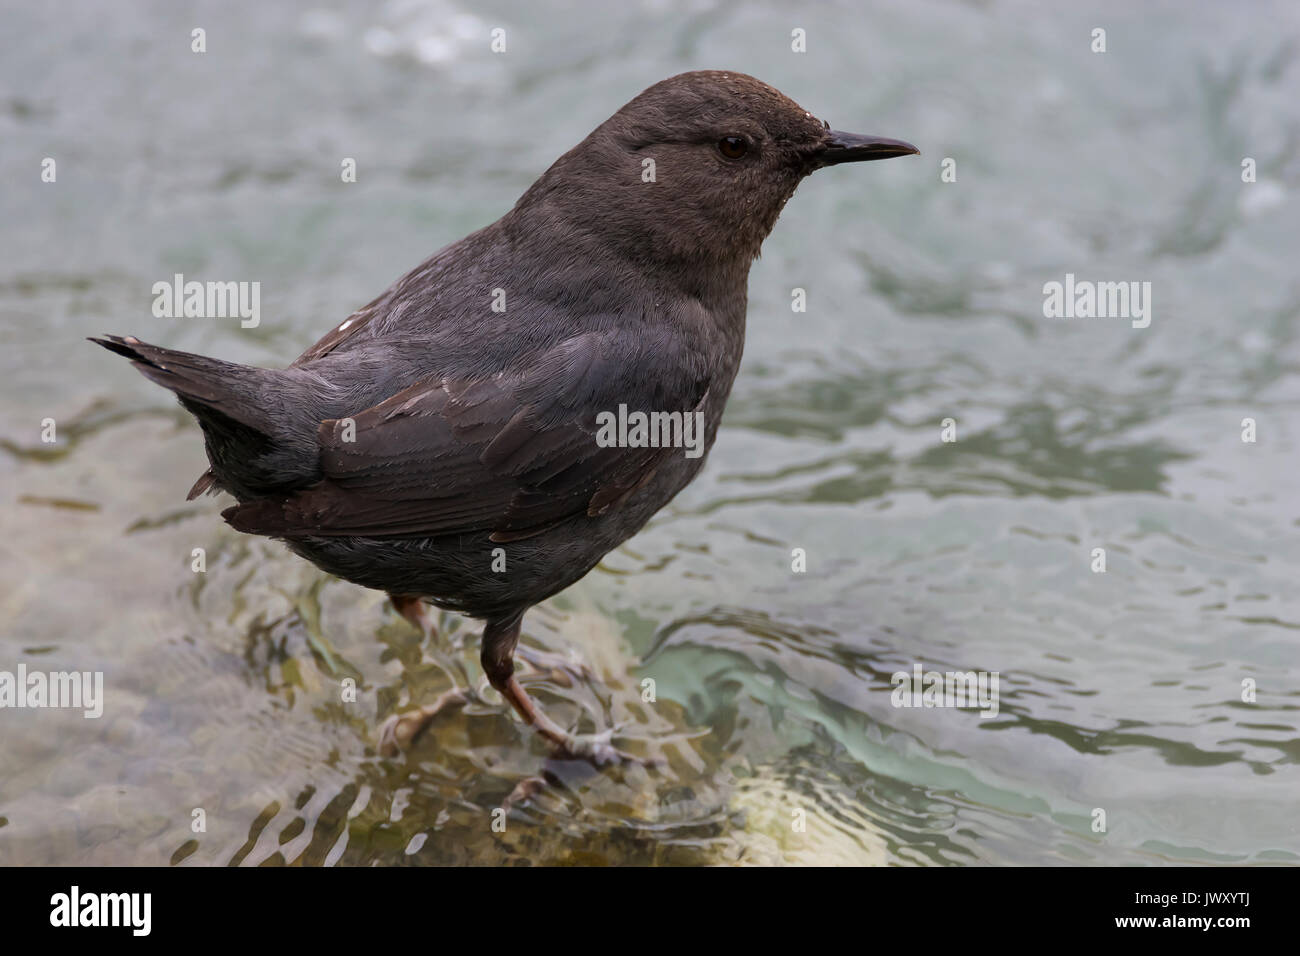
[92,70,917,766]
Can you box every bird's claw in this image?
[377,687,470,757]
[545,730,663,769]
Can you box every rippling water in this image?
[2,0,1298,865]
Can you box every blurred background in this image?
[1,0,1298,865]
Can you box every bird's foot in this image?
[503,775,550,808]
[542,726,663,769]
[493,674,661,771]
[514,643,597,688]
[377,687,470,756]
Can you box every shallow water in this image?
[2,0,1298,865]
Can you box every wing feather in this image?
[223,333,707,541]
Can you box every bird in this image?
[92,70,917,767]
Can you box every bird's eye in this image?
[718,136,748,160]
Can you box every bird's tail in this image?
[89,335,317,500]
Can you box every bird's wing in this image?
[290,292,388,366]
[223,332,708,541]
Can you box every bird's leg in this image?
[481,613,653,768]
[377,593,469,757]
[389,592,436,638]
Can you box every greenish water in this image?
[2,0,1298,865]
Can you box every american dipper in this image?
[92,70,917,765]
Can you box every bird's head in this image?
[517,70,918,271]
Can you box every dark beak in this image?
[816,131,920,167]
